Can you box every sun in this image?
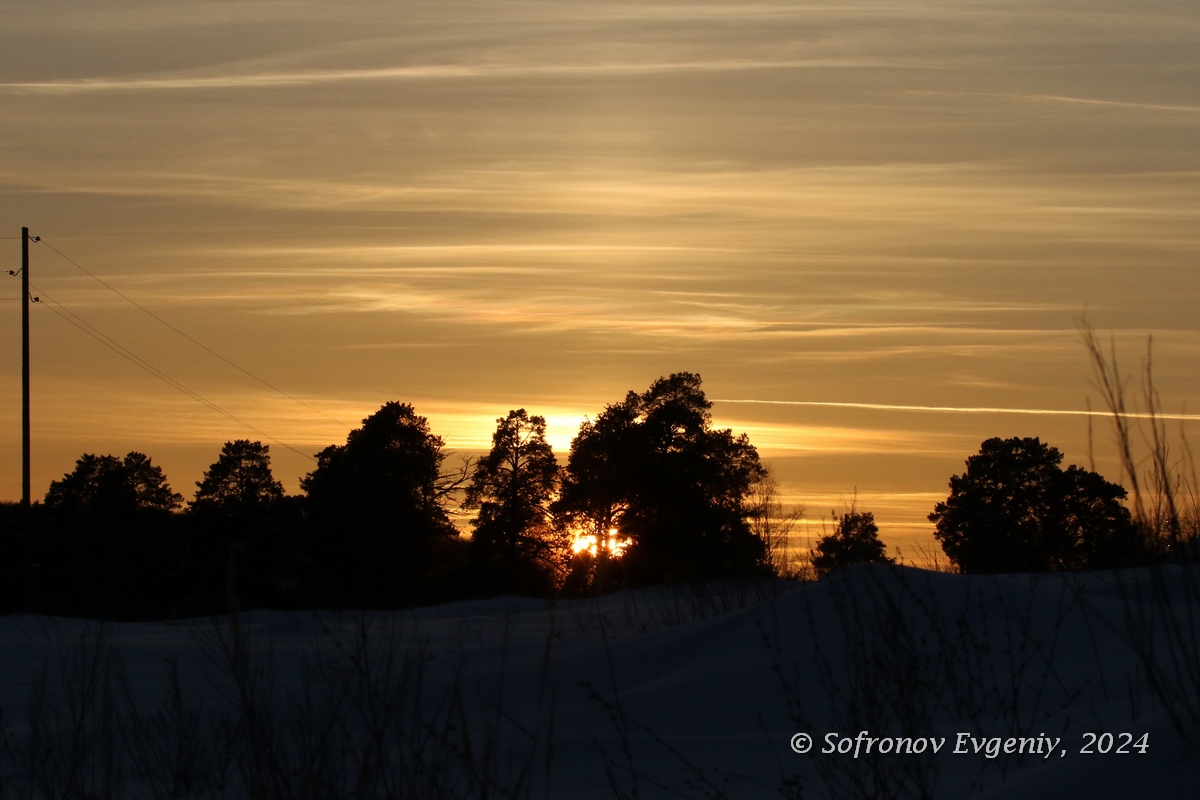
[571,527,630,558]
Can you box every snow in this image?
[1,565,1197,798]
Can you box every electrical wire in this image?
[35,237,350,430]
[28,280,317,462]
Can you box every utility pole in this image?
[21,227,30,508]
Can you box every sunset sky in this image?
[3,1,1199,553]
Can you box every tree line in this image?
[0,372,1193,618]
[0,374,770,616]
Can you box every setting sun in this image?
[571,527,630,559]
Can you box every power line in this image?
[35,237,350,430]
[28,280,317,463]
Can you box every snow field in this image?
[0,566,1197,798]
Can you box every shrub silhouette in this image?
[930,436,1140,572]
[811,510,892,577]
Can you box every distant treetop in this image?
[811,509,892,577]
[45,452,182,516]
[191,439,285,515]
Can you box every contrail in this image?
[712,399,1200,422]
[903,89,1200,115]
[0,59,874,93]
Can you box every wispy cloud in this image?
[725,420,968,456]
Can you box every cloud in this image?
[723,419,967,457]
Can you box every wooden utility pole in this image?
[21,227,30,508]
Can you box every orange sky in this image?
[2,1,1199,555]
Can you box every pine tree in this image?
[191,440,284,515]
[465,409,562,593]
[811,510,892,577]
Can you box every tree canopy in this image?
[930,436,1140,572]
[301,402,460,605]
[555,372,767,584]
[45,452,182,516]
[191,440,284,516]
[811,509,892,577]
[303,403,454,527]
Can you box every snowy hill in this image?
[1,565,1197,798]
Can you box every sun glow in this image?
[571,527,630,558]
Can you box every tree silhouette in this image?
[464,409,563,594]
[748,466,804,577]
[930,436,1139,572]
[301,402,462,606]
[556,373,767,585]
[191,440,284,516]
[41,452,182,617]
[811,509,892,577]
[45,452,182,516]
[185,440,300,613]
